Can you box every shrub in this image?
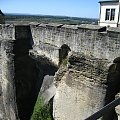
[31,97,53,120]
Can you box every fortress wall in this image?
[0,23,119,119]
[0,25,17,120]
[30,24,60,65]
[95,29,120,62]
[31,24,120,63]
[30,41,59,65]
[30,24,120,119]
[0,24,15,40]
[106,29,120,61]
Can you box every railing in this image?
[85,97,120,120]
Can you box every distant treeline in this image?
[5,14,98,25]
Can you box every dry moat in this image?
[0,21,120,120]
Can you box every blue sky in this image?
[0,0,100,18]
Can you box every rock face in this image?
[0,25,18,120]
[53,52,117,120]
[53,72,105,120]
[0,23,120,120]
[0,24,58,120]
[116,93,120,120]
[30,23,120,119]
[14,25,58,120]
[40,75,56,104]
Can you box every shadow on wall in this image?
[14,25,37,120]
[59,44,71,65]
[14,25,58,120]
[103,57,120,120]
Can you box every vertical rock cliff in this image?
[14,25,58,120]
[0,23,120,120]
[53,52,108,120]
[0,25,18,120]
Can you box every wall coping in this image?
[1,23,120,35]
[0,24,14,28]
[30,22,107,32]
[107,27,120,33]
[78,24,105,30]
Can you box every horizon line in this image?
[4,12,98,20]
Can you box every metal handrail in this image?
[85,97,120,120]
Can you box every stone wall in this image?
[30,23,120,119]
[0,25,17,120]
[30,23,120,63]
[30,41,59,65]
[0,23,120,119]
[53,53,108,120]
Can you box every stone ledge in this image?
[46,23,63,28]
[107,27,120,33]
[62,24,78,29]
[30,22,108,32]
[78,24,106,32]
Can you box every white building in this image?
[99,0,120,27]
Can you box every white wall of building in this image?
[99,2,119,27]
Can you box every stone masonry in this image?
[0,23,120,119]
[30,23,120,119]
[0,24,18,120]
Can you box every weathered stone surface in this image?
[115,93,120,120]
[14,25,58,120]
[40,75,56,104]
[0,23,120,120]
[53,71,106,120]
[107,27,120,33]
[0,25,15,40]
[53,53,108,120]
[30,23,120,63]
[68,52,109,83]
[29,24,120,119]
[0,40,18,120]
[0,24,18,120]
[78,24,105,30]
[30,42,59,65]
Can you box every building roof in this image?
[0,10,4,16]
[99,0,119,3]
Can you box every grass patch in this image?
[31,97,53,120]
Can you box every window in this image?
[105,8,115,21]
[110,9,115,20]
[105,9,110,20]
